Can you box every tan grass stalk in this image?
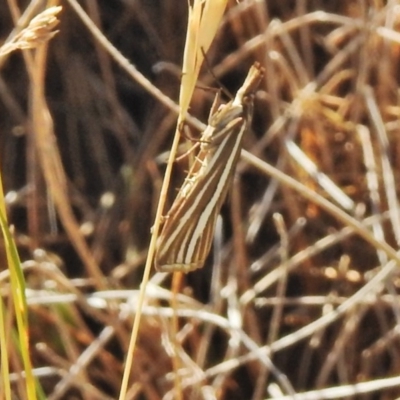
[2,3,106,291]
[119,1,229,399]
[16,6,107,291]
[18,7,108,288]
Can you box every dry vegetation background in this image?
[2,0,400,399]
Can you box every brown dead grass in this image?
[2,0,400,399]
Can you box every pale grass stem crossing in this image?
[155,63,264,272]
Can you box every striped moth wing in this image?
[155,63,264,272]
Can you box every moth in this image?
[155,63,264,272]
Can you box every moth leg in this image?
[174,142,199,162]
